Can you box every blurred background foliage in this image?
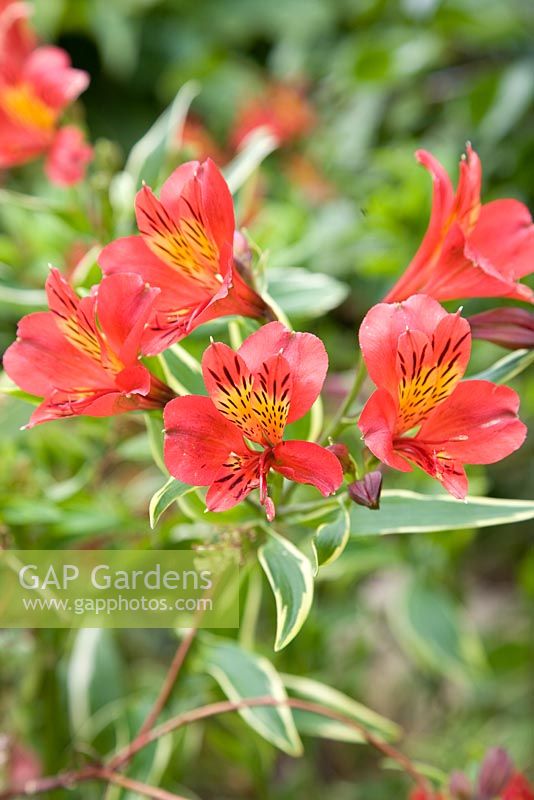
[0,0,533,797]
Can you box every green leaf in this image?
[281,674,401,742]
[0,284,47,308]
[158,344,206,396]
[312,502,350,573]
[266,267,349,318]
[387,580,486,679]
[471,348,534,384]
[67,629,124,742]
[258,529,314,651]
[149,476,192,529]
[350,490,534,535]
[200,637,303,756]
[144,411,166,475]
[223,128,278,194]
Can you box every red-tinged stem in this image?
[0,766,187,800]
[109,695,429,791]
[1,699,429,797]
[137,626,198,737]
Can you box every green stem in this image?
[320,354,366,444]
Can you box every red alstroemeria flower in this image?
[231,83,316,150]
[409,789,445,800]
[384,145,534,304]
[0,0,91,183]
[3,269,173,427]
[99,158,271,356]
[502,774,534,800]
[179,116,227,165]
[358,294,527,498]
[163,321,343,520]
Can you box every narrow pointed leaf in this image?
[470,348,534,384]
[149,476,192,528]
[312,503,350,573]
[350,490,534,535]
[201,637,303,756]
[282,674,401,742]
[258,529,314,651]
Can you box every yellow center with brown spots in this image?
[1,83,56,132]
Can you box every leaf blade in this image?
[201,637,303,756]
[258,529,314,651]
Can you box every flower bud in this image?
[233,230,253,270]
[468,308,534,350]
[449,770,472,799]
[477,747,514,799]
[348,470,382,510]
[326,443,353,475]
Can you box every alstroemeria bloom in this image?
[164,322,343,519]
[3,269,173,427]
[231,83,316,149]
[384,145,534,303]
[409,790,445,800]
[502,774,534,800]
[99,158,270,356]
[358,295,526,498]
[0,0,91,183]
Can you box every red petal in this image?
[359,294,448,395]
[202,341,263,441]
[250,354,292,445]
[469,199,534,283]
[358,389,412,472]
[451,143,482,233]
[416,380,527,464]
[383,149,454,302]
[195,158,235,256]
[0,1,36,80]
[24,46,89,110]
[45,126,92,187]
[95,273,159,366]
[3,311,110,397]
[45,268,110,366]
[164,395,247,486]
[272,440,343,495]
[99,235,200,302]
[114,364,151,396]
[396,312,471,431]
[238,321,328,421]
[159,160,200,217]
[206,451,262,512]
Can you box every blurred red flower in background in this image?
[384,145,534,303]
[502,774,534,800]
[358,294,526,498]
[164,322,343,519]
[0,0,91,184]
[99,158,271,355]
[231,82,316,149]
[3,268,173,426]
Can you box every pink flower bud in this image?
[348,470,382,510]
[449,771,472,799]
[478,747,514,799]
[326,443,353,475]
[468,308,534,350]
[233,230,253,269]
